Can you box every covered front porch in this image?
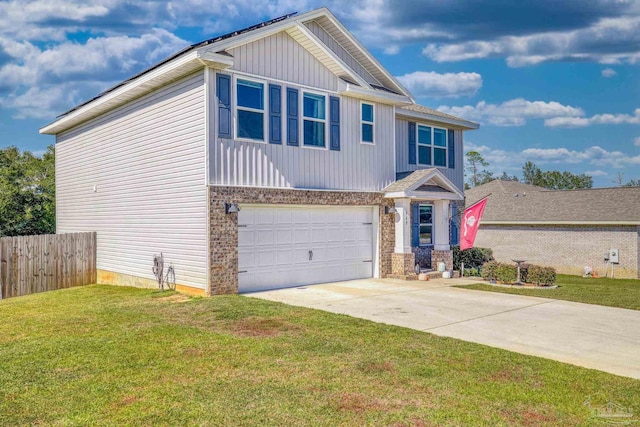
[384,169,463,279]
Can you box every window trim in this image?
[416,124,448,167]
[234,75,268,144]
[360,101,375,145]
[418,203,434,247]
[301,89,329,150]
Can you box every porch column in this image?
[433,200,450,251]
[390,197,417,280]
[394,198,412,253]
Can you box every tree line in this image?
[465,150,639,190]
[0,145,55,237]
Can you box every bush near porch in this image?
[452,246,493,275]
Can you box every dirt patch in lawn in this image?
[231,317,298,337]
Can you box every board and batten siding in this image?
[209,68,395,191]
[395,117,464,191]
[304,20,380,87]
[56,72,208,289]
[228,30,338,92]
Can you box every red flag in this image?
[460,197,488,250]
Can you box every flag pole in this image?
[465,193,491,211]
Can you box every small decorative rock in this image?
[418,273,429,281]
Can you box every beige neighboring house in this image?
[465,180,640,279]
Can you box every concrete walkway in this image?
[247,278,640,379]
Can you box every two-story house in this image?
[40,8,478,296]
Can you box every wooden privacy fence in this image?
[0,232,96,300]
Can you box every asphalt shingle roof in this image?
[465,180,640,223]
[398,104,478,128]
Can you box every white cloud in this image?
[601,68,617,78]
[544,108,640,127]
[635,137,640,146]
[438,98,584,126]
[465,142,640,181]
[422,16,640,67]
[585,170,609,177]
[0,29,188,118]
[396,71,482,98]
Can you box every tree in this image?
[498,171,519,182]
[465,151,493,188]
[521,161,592,190]
[0,145,55,237]
[625,179,640,187]
[522,161,542,185]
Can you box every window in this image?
[433,128,447,167]
[417,124,448,166]
[417,125,431,165]
[361,102,374,143]
[236,79,265,141]
[303,92,326,147]
[419,204,433,245]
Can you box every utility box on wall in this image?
[609,249,619,264]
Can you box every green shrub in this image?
[518,263,530,283]
[452,246,494,270]
[481,261,500,281]
[528,265,557,285]
[462,267,481,277]
[496,263,518,284]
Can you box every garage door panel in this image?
[238,205,374,293]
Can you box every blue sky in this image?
[1,0,639,187]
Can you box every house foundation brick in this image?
[208,186,395,295]
[389,253,418,280]
[431,250,453,271]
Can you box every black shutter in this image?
[448,129,455,169]
[216,73,231,138]
[408,121,416,164]
[329,96,340,151]
[286,88,299,146]
[269,84,282,144]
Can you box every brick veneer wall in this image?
[431,250,453,271]
[208,186,395,295]
[475,225,639,278]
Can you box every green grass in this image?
[1,285,638,426]
[456,274,640,310]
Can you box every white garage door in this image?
[238,205,375,293]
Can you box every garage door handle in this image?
[363,260,373,263]
[308,250,313,261]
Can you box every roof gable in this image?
[384,169,464,200]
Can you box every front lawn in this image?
[456,274,640,310]
[1,285,638,426]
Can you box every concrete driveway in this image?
[247,278,640,379]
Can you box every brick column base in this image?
[388,253,418,280]
[431,250,453,271]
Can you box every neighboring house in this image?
[466,180,640,279]
[40,8,478,295]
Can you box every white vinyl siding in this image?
[56,72,207,289]
[304,20,381,87]
[210,68,395,191]
[228,30,338,92]
[395,117,464,192]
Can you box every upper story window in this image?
[433,128,447,167]
[417,125,431,165]
[417,124,447,167]
[361,102,374,144]
[236,79,265,141]
[303,92,326,147]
